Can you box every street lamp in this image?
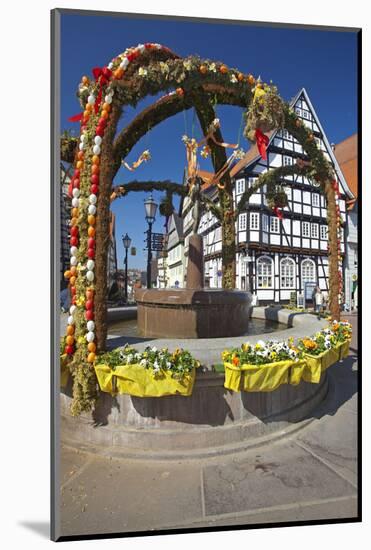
[122,233,132,300]
[144,194,158,288]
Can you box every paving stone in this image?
[60,446,90,487]
[202,441,356,517]
[169,496,358,529]
[60,455,203,537]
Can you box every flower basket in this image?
[302,347,339,383]
[224,360,304,393]
[60,354,70,388]
[336,340,350,360]
[94,363,196,397]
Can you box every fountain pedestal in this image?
[136,234,252,339]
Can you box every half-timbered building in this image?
[182,88,355,305]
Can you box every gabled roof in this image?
[211,87,354,199]
[333,134,358,208]
[169,211,184,239]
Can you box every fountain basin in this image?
[135,288,252,338]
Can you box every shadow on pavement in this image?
[309,355,358,419]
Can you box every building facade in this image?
[333,134,358,311]
[181,88,354,305]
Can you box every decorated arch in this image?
[61,42,343,414]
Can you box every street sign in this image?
[297,293,304,309]
[152,234,165,251]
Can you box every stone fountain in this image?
[135,234,252,339]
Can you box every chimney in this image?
[331,143,336,151]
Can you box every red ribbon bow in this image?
[69,66,112,122]
[92,66,112,113]
[273,206,283,220]
[255,128,269,160]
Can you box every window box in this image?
[224,359,306,392]
[94,363,197,397]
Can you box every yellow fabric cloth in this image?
[94,363,196,397]
[337,340,350,360]
[60,354,70,388]
[224,360,302,393]
[303,347,339,383]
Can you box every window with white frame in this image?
[311,223,319,238]
[312,193,320,207]
[320,225,328,240]
[240,259,246,276]
[257,256,273,288]
[247,177,255,188]
[282,129,289,139]
[284,186,292,201]
[302,110,310,120]
[250,212,259,230]
[280,257,296,289]
[283,155,292,166]
[236,179,245,195]
[270,217,280,233]
[302,221,310,237]
[239,213,247,231]
[295,107,302,116]
[301,259,316,284]
[262,214,269,232]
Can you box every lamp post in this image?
[144,194,158,289]
[122,233,132,300]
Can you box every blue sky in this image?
[60,13,358,270]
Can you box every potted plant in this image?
[331,320,352,360]
[297,328,339,383]
[222,339,305,392]
[94,345,200,397]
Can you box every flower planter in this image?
[336,339,350,360]
[224,360,305,393]
[94,363,196,397]
[60,354,70,388]
[302,347,339,383]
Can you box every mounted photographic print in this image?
[51,8,361,541]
